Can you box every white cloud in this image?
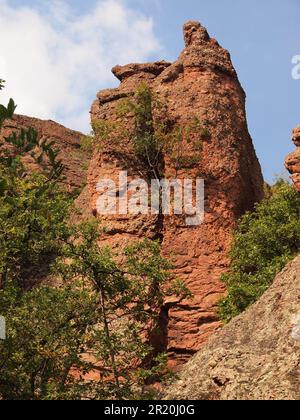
[0,0,162,132]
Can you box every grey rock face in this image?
[164,256,300,400]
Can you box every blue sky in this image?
[1,0,299,183]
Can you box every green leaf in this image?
[7,98,17,117]
[0,179,8,195]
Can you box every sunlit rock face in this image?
[164,256,300,400]
[81,21,264,367]
[286,126,300,191]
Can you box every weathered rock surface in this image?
[0,114,88,192]
[164,255,300,400]
[81,21,264,366]
[285,125,300,191]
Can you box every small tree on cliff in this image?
[92,83,209,180]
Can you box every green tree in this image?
[1,218,186,399]
[93,84,209,181]
[0,81,190,400]
[55,221,190,399]
[219,180,300,322]
[0,82,96,400]
[0,283,97,400]
[0,92,67,289]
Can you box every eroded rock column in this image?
[81,21,264,366]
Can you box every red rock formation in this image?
[0,114,88,192]
[82,21,264,366]
[285,125,300,191]
[164,255,300,400]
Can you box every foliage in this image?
[80,134,94,154]
[93,84,210,179]
[0,173,72,289]
[166,116,209,174]
[0,90,69,289]
[0,282,97,400]
[0,98,16,129]
[121,84,210,178]
[0,84,90,399]
[219,180,300,322]
[0,81,190,400]
[1,126,64,181]
[0,217,185,399]
[54,222,190,400]
[120,84,164,180]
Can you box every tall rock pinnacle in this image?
[82,21,264,367]
[183,21,210,46]
[180,21,235,76]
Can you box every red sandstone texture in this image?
[285,125,300,191]
[0,114,88,192]
[80,21,264,366]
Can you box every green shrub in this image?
[80,134,94,154]
[219,180,300,323]
[0,83,189,399]
[0,94,68,289]
[93,84,208,179]
[0,282,97,400]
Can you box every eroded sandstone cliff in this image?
[164,255,300,400]
[0,114,88,192]
[285,125,300,191]
[79,21,264,366]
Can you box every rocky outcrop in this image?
[285,125,300,191]
[81,21,264,366]
[0,114,88,192]
[164,255,300,400]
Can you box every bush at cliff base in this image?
[220,180,300,323]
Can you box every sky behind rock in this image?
[0,0,299,182]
